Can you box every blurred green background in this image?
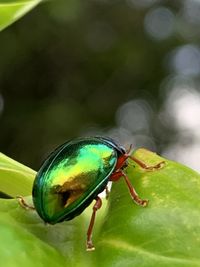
[1,0,200,172]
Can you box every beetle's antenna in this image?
[126,144,133,155]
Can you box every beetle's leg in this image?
[129,155,165,171]
[86,196,102,251]
[17,196,35,210]
[109,171,148,207]
[105,185,110,199]
[109,171,122,182]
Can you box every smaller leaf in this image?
[0,0,43,31]
[0,152,36,197]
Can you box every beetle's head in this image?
[118,143,133,155]
[114,143,134,170]
[116,145,126,155]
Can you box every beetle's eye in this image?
[120,146,126,154]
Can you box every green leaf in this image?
[0,0,43,31]
[0,196,102,267]
[0,197,81,267]
[96,149,200,267]
[1,149,200,267]
[0,152,35,197]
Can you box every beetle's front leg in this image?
[129,155,165,171]
[109,171,148,207]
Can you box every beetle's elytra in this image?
[18,136,164,251]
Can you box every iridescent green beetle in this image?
[18,136,164,251]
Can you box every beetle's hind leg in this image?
[86,196,102,251]
[17,196,35,210]
[105,186,110,199]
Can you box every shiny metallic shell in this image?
[32,137,118,224]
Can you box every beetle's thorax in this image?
[114,153,129,171]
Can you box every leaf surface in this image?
[1,149,200,267]
[0,153,35,196]
[96,149,200,267]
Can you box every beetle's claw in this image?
[86,241,95,252]
[141,199,149,207]
[134,198,149,207]
[146,161,165,171]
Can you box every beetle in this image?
[18,136,164,251]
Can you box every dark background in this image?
[1,0,200,171]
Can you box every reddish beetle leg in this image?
[110,170,148,206]
[129,155,165,170]
[17,196,35,210]
[109,148,165,207]
[86,196,102,251]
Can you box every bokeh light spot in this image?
[144,7,175,40]
[169,44,200,76]
[167,87,200,131]
[160,77,200,171]
[182,0,200,25]
[116,99,152,133]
